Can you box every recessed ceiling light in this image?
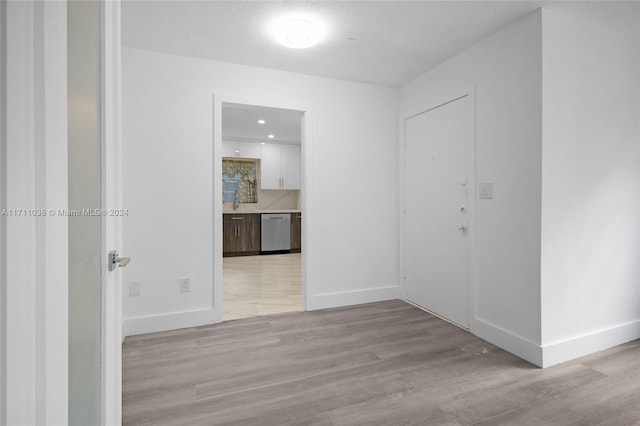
[268,134,275,139]
[271,15,325,49]
[261,142,265,145]
[258,119,266,124]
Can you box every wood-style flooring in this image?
[223,253,302,321]
[122,300,640,425]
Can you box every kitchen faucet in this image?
[233,189,240,210]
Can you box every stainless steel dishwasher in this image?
[261,213,291,252]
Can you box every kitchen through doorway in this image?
[220,102,304,321]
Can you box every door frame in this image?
[398,86,477,330]
[212,94,313,323]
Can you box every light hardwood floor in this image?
[123,300,640,425]
[223,253,302,321]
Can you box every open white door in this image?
[68,1,123,424]
[102,1,124,424]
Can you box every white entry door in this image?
[404,95,473,329]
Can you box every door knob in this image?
[108,250,131,271]
[457,223,467,231]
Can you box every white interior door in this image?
[68,1,104,424]
[68,1,123,424]
[102,1,124,424]
[404,95,473,329]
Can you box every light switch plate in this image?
[479,183,493,199]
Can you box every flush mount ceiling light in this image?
[268,134,275,139]
[258,119,266,124]
[271,15,325,49]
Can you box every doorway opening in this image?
[220,102,304,321]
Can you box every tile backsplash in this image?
[223,189,300,212]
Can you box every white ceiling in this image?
[122,1,640,88]
[222,103,303,144]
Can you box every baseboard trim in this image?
[308,286,400,311]
[541,319,640,368]
[472,317,543,367]
[123,307,216,337]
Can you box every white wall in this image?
[122,6,640,370]
[399,11,544,365]
[540,8,640,366]
[399,6,640,367]
[122,47,399,333]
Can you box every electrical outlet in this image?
[129,281,141,297]
[179,277,191,293]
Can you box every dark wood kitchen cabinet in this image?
[223,214,260,256]
[290,213,302,253]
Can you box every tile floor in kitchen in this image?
[223,253,302,321]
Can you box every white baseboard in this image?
[472,317,640,368]
[307,285,400,311]
[541,319,640,368]
[123,307,217,337]
[472,317,543,367]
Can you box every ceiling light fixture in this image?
[258,119,266,124]
[271,15,325,49]
[268,134,275,139]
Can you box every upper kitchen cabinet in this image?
[260,142,281,189]
[261,143,301,190]
[279,144,301,189]
[222,102,303,190]
[222,140,262,159]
